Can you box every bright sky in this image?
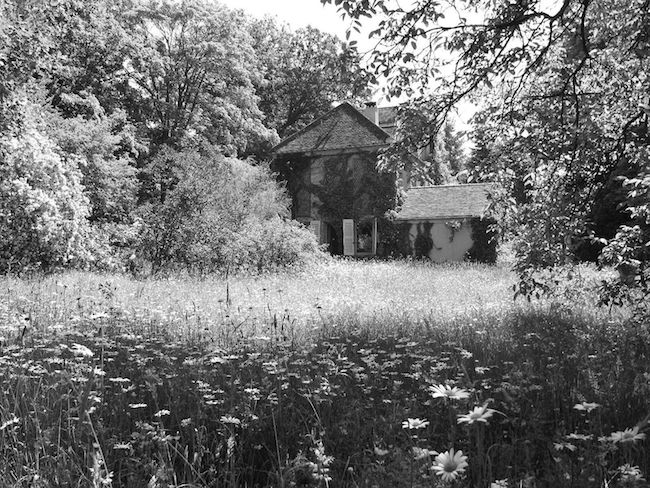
[219,0,349,38]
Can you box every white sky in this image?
[219,0,349,38]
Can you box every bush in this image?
[235,218,325,272]
[0,96,92,272]
[467,217,498,264]
[136,145,324,274]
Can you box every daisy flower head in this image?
[432,448,469,482]
[553,441,577,452]
[573,402,600,413]
[429,384,470,401]
[457,404,496,425]
[618,464,645,483]
[71,343,94,358]
[491,480,509,488]
[412,446,438,460]
[608,426,646,444]
[402,417,430,430]
[373,446,389,457]
[220,415,241,426]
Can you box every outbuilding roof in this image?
[396,183,492,220]
[272,102,391,154]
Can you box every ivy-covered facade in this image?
[272,102,496,261]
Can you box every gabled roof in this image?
[396,183,492,220]
[272,102,392,155]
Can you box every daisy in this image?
[71,343,93,358]
[429,384,470,401]
[412,446,437,460]
[566,433,592,441]
[608,426,646,444]
[220,415,241,425]
[618,464,645,483]
[373,446,389,456]
[402,418,430,430]
[432,448,469,482]
[553,441,577,452]
[457,404,496,425]
[573,402,600,413]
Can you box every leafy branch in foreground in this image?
[321,0,650,304]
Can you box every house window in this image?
[343,217,377,256]
[356,220,374,253]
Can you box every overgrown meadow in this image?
[1,260,648,487]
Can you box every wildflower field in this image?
[1,260,648,487]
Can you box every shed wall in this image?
[405,219,474,262]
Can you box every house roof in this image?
[272,102,392,155]
[359,105,398,136]
[396,183,492,220]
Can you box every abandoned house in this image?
[271,102,495,262]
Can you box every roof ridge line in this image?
[407,182,493,189]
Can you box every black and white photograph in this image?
[0,0,649,486]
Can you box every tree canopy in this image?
[1,0,370,272]
[250,18,371,140]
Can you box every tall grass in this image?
[0,260,615,343]
[0,260,646,487]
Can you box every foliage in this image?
[1,263,648,486]
[597,166,650,310]
[43,0,135,115]
[123,0,276,153]
[249,18,371,148]
[136,144,321,273]
[46,94,139,225]
[413,222,434,258]
[379,105,465,186]
[320,0,650,302]
[0,0,62,101]
[311,153,400,222]
[467,217,498,264]
[376,218,411,257]
[0,95,92,272]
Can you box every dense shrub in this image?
[467,217,498,264]
[136,145,323,274]
[0,96,92,272]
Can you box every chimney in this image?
[361,101,379,126]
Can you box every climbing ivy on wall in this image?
[378,218,411,257]
[466,217,498,264]
[413,222,434,258]
[310,152,400,222]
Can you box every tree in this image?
[439,121,466,174]
[378,104,462,185]
[249,18,371,146]
[122,0,276,154]
[0,0,59,102]
[46,94,139,225]
[322,0,650,297]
